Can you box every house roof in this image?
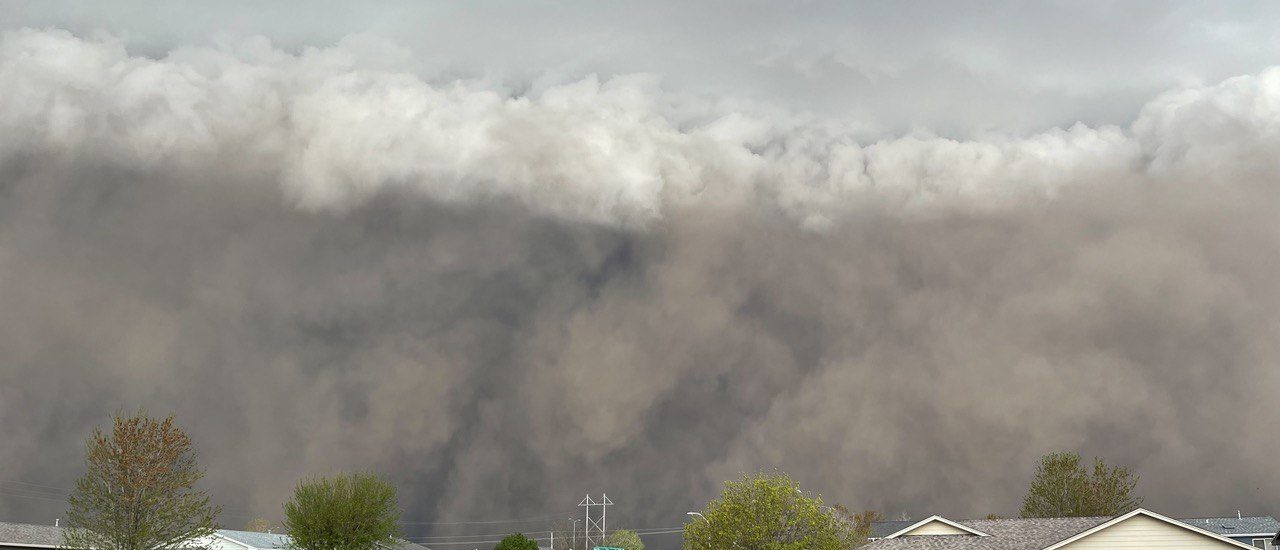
[0,522,65,547]
[865,517,1111,550]
[1179,517,1280,536]
[216,529,293,549]
[0,523,427,550]
[216,530,431,550]
[884,516,992,538]
[870,521,917,539]
[866,510,1268,550]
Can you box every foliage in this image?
[546,519,576,550]
[849,509,884,543]
[63,410,221,550]
[494,533,539,550]
[1020,452,1143,518]
[683,471,860,550]
[604,529,644,550]
[245,519,271,533]
[283,473,402,550]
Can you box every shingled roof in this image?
[215,530,432,550]
[216,529,292,549]
[1180,517,1280,536]
[0,523,430,550]
[865,517,1111,550]
[870,521,917,539]
[0,521,65,547]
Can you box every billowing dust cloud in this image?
[1,29,1278,542]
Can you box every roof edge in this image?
[1040,509,1263,550]
[883,515,992,539]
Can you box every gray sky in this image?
[2,4,1280,550]
[7,1,1280,135]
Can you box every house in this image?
[869,521,918,540]
[0,521,62,550]
[1180,516,1280,549]
[200,529,293,550]
[196,529,432,550]
[865,509,1265,550]
[0,523,431,550]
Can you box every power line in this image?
[407,530,551,541]
[403,526,683,542]
[0,479,73,492]
[403,525,683,541]
[0,487,69,498]
[634,529,684,536]
[399,513,569,525]
[0,490,68,503]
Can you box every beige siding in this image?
[1060,515,1241,550]
[901,520,974,536]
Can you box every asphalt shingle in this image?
[216,530,431,550]
[0,521,65,547]
[216,529,293,549]
[865,517,1112,550]
[870,521,918,539]
[1180,517,1280,536]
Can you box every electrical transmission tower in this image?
[577,493,613,549]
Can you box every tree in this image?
[283,473,402,550]
[494,533,539,550]
[849,509,884,543]
[1020,452,1142,518]
[831,505,881,545]
[245,518,271,532]
[546,519,577,550]
[604,529,644,550]
[63,410,220,550]
[683,471,859,550]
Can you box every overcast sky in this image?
[8,1,1280,135]
[2,3,1280,550]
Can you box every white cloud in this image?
[4,28,1280,228]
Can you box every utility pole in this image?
[578,494,613,549]
[570,518,580,550]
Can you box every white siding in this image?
[1060,515,1243,550]
[901,520,974,536]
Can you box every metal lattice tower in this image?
[577,493,613,549]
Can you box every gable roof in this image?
[0,522,65,548]
[1042,509,1259,550]
[870,521,917,539]
[1179,517,1280,537]
[866,517,1110,550]
[884,516,992,538]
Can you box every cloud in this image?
[3,28,1261,227]
[2,28,1279,547]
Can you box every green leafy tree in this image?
[494,533,539,550]
[683,471,859,550]
[62,410,221,550]
[283,473,402,550]
[604,529,644,550]
[1020,452,1142,518]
